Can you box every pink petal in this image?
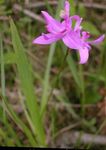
[82,31,90,40]
[79,48,89,64]
[71,15,83,31]
[60,0,70,19]
[41,11,55,24]
[41,11,64,33]
[88,35,105,45]
[64,0,70,17]
[33,33,62,45]
[61,17,72,29]
[62,31,83,50]
[46,23,65,34]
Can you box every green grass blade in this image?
[19,93,36,135]
[4,51,16,64]
[0,105,21,146]
[2,97,37,146]
[0,38,5,97]
[40,43,56,116]
[0,37,6,122]
[82,21,100,35]
[10,18,45,145]
[45,0,53,15]
[69,0,76,15]
[99,41,106,85]
[5,122,22,146]
[0,128,15,146]
[78,64,85,115]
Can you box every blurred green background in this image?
[0,0,106,149]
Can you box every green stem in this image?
[40,48,69,118]
[48,49,69,102]
[40,0,65,118]
[79,64,85,117]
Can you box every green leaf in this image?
[69,0,75,15]
[4,52,16,64]
[78,3,86,17]
[10,18,45,145]
[99,41,106,84]
[82,21,100,35]
[3,97,37,146]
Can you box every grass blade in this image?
[2,97,37,146]
[10,18,45,145]
[0,37,6,122]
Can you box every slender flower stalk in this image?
[33,0,105,64]
[48,48,69,102]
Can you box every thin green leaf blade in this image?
[10,18,45,145]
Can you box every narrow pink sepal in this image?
[33,33,62,45]
[88,34,105,45]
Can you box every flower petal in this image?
[88,35,105,45]
[62,31,83,49]
[82,31,90,40]
[71,15,83,31]
[60,0,70,19]
[41,11,64,33]
[33,33,62,45]
[79,48,89,64]
[46,23,65,34]
[41,11,56,24]
[64,0,70,17]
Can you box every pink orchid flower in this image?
[33,0,105,64]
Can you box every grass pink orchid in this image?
[33,0,105,64]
